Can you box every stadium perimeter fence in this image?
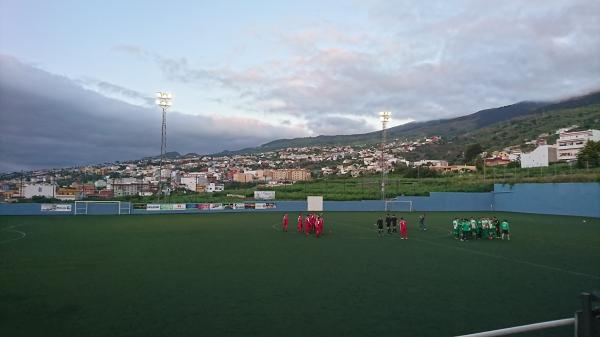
[0,183,599,217]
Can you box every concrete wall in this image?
[493,183,600,218]
[393,192,493,212]
[0,183,598,217]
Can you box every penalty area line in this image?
[0,224,27,244]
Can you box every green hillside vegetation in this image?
[408,103,600,163]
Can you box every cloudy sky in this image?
[1,0,599,172]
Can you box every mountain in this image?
[215,91,600,157]
[141,151,182,160]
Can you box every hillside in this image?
[215,91,600,159]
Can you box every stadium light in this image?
[156,91,173,202]
[379,111,392,208]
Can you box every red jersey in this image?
[400,220,407,231]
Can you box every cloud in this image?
[0,55,307,172]
[77,78,155,106]
[115,0,600,126]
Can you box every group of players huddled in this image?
[281,213,325,238]
[452,217,511,241]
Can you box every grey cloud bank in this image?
[0,56,303,172]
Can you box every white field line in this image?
[0,224,27,244]
[271,221,600,280]
[411,237,600,281]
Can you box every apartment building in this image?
[557,129,600,161]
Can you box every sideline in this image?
[0,224,27,244]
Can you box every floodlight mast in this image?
[155,92,172,202]
[379,111,391,209]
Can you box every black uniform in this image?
[391,215,398,232]
[385,214,392,234]
[377,218,384,236]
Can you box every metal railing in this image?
[456,292,598,337]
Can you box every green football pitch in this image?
[1,212,599,337]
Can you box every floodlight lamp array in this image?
[155,92,173,109]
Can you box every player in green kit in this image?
[501,219,511,240]
[461,219,471,241]
[481,218,489,239]
[470,218,477,240]
[488,218,496,240]
[452,218,459,239]
[476,218,483,239]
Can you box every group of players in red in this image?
[281,213,325,238]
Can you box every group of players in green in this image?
[452,217,511,241]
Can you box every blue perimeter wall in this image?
[0,183,598,218]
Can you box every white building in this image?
[520,145,558,168]
[557,129,600,161]
[23,184,56,199]
[413,160,449,167]
[206,183,224,193]
[179,173,209,192]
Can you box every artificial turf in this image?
[1,212,599,337]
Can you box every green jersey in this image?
[501,221,510,230]
[462,221,471,232]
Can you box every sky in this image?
[0,0,599,172]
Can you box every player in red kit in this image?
[399,217,408,240]
[297,213,303,233]
[304,214,311,235]
[315,216,322,238]
[282,213,288,232]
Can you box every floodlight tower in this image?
[155,92,172,202]
[379,111,391,207]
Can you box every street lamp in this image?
[155,92,172,202]
[379,111,391,209]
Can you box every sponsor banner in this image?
[255,203,266,210]
[198,203,210,210]
[55,204,72,212]
[41,204,72,212]
[224,203,234,210]
[210,203,223,210]
[41,204,55,212]
[146,204,161,211]
[133,203,147,210]
[265,202,276,209]
[160,204,173,210]
[254,191,275,200]
[173,203,186,210]
[234,203,245,210]
[245,203,255,209]
[186,203,198,209]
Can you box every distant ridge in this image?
[211,90,600,156]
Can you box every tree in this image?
[464,143,483,164]
[577,140,600,168]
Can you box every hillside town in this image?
[1,128,599,202]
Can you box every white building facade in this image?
[23,184,56,199]
[557,129,600,161]
[520,145,558,168]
